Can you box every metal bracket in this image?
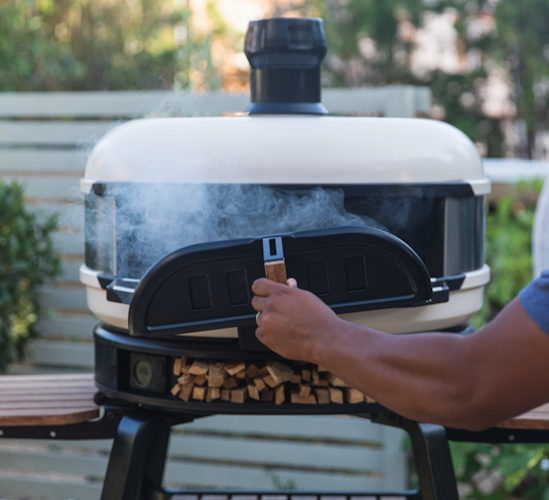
[262,236,284,262]
[447,426,549,444]
[0,405,127,441]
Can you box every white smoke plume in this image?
[86,183,387,279]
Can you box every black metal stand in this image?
[368,412,459,500]
[5,403,549,500]
[100,410,193,500]
[95,408,460,500]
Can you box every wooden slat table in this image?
[0,372,548,429]
[499,403,549,429]
[0,373,548,500]
[0,373,98,426]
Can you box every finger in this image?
[252,278,283,296]
[251,295,267,312]
[255,327,267,346]
[287,277,298,288]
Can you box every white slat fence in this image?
[0,86,431,499]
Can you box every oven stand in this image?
[99,408,458,500]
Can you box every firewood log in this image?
[257,366,270,377]
[291,374,302,384]
[223,377,238,390]
[316,379,330,387]
[208,365,226,388]
[298,384,312,397]
[345,388,365,404]
[178,382,194,402]
[261,390,274,402]
[301,369,311,382]
[246,364,260,378]
[275,385,285,405]
[194,374,207,386]
[253,378,267,392]
[226,362,246,376]
[206,387,221,402]
[192,386,206,401]
[291,392,317,404]
[189,360,209,376]
[173,358,183,376]
[312,368,320,385]
[314,388,330,405]
[231,387,248,403]
[328,387,344,404]
[267,361,294,384]
[248,384,260,401]
[263,375,279,388]
[221,389,231,402]
[177,373,194,385]
[326,373,350,387]
[365,396,377,403]
[170,384,181,397]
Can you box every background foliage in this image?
[4,0,549,158]
[0,0,221,91]
[0,181,60,373]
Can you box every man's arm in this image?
[252,279,549,431]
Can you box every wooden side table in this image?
[1,374,548,500]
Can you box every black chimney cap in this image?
[245,18,328,115]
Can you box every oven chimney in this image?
[245,18,328,115]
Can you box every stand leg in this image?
[368,413,459,500]
[100,409,175,500]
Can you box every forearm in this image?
[253,280,549,431]
[313,321,479,428]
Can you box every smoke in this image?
[86,184,387,279]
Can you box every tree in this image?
[495,0,549,158]
[0,0,221,91]
[301,0,507,158]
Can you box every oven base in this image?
[95,323,473,416]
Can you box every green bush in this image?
[0,180,60,372]
[472,183,541,327]
[452,182,549,499]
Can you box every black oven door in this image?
[123,226,448,339]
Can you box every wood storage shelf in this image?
[170,357,376,406]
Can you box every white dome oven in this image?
[84,18,490,414]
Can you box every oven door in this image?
[118,226,447,340]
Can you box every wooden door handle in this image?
[264,260,288,285]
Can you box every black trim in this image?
[447,427,549,444]
[98,274,116,290]
[246,102,328,115]
[433,274,466,292]
[91,181,478,198]
[96,325,283,359]
[95,381,383,416]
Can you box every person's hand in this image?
[251,278,342,362]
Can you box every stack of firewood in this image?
[170,357,376,405]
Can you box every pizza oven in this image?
[83,17,490,413]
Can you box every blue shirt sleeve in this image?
[519,270,549,335]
